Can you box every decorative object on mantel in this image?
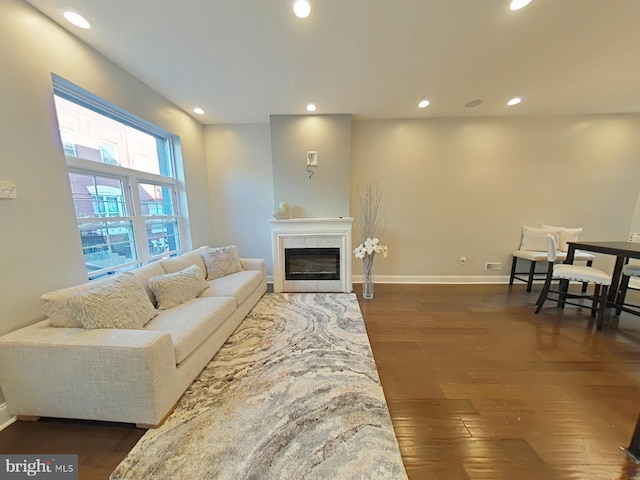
[0,180,17,199]
[272,201,290,219]
[354,181,387,300]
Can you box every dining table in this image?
[563,240,640,305]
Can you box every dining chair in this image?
[535,234,611,330]
[614,265,640,318]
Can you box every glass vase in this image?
[362,256,374,300]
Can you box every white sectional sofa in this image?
[0,246,266,427]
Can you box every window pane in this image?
[79,221,138,271]
[146,219,180,256]
[69,173,127,218]
[54,95,171,177]
[139,183,174,216]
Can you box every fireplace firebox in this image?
[284,248,340,281]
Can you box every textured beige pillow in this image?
[520,226,560,252]
[41,275,118,328]
[160,247,208,277]
[542,225,583,252]
[201,245,242,280]
[148,264,209,310]
[66,273,157,330]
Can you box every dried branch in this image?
[358,180,386,242]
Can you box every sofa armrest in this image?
[0,320,177,425]
[241,257,266,280]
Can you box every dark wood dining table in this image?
[564,240,640,462]
[563,241,640,304]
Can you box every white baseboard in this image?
[269,275,512,285]
[0,402,16,431]
[352,275,511,284]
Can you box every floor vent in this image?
[485,262,503,271]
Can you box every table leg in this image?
[609,255,626,304]
[620,412,640,464]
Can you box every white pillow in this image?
[520,226,560,252]
[201,245,242,280]
[148,264,209,310]
[41,275,117,328]
[66,273,157,330]
[542,225,583,252]
[160,247,208,277]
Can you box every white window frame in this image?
[54,75,187,279]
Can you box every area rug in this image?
[110,293,407,479]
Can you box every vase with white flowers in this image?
[354,181,388,300]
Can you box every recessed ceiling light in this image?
[293,0,311,18]
[62,9,92,29]
[509,0,533,11]
[193,107,205,115]
[306,103,317,112]
[507,97,522,106]
[418,99,430,108]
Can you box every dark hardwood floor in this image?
[1,283,640,479]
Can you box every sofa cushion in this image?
[130,262,166,307]
[148,265,209,310]
[160,247,208,277]
[144,296,236,364]
[66,273,157,330]
[199,270,263,306]
[41,275,120,328]
[201,245,242,280]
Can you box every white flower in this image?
[353,237,389,259]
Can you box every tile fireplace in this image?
[270,217,353,293]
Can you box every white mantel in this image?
[270,217,354,293]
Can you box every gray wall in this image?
[0,0,212,345]
[270,114,352,218]
[204,123,275,273]
[204,114,640,279]
[351,115,640,277]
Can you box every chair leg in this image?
[591,284,601,318]
[535,266,554,313]
[527,260,536,292]
[509,257,518,286]
[616,274,631,316]
[596,285,608,331]
[582,260,594,293]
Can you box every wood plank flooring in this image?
[1,284,640,479]
[359,283,640,480]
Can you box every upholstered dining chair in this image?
[614,233,640,318]
[535,234,611,330]
[615,265,640,318]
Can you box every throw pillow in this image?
[41,275,117,328]
[520,226,560,252]
[66,273,157,330]
[201,245,242,280]
[542,225,583,252]
[148,264,209,310]
[160,247,208,277]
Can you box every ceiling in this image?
[25,0,640,125]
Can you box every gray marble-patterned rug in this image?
[110,293,407,480]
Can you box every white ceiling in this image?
[25,0,640,124]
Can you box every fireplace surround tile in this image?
[271,218,353,293]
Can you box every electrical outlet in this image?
[459,256,467,265]
[484,262,502,271]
